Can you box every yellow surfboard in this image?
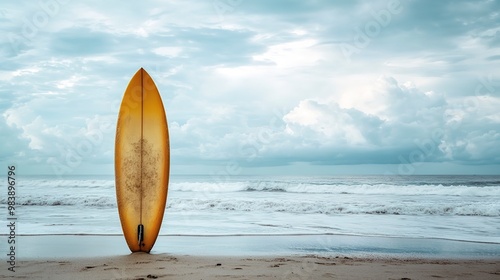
[115,68,169,252]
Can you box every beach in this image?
[9,253,500,280]
[4,0,500,278]
[2,235,499,279]
[1,175,499,278]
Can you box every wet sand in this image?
[2,235,499,279]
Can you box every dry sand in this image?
[3,254,499,280]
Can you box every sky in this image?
[1,0,500,176]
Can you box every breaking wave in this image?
[2,176,498,217]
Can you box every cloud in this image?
[253,39,321,68]
[49,27,115,56]
[3,102,115,174]
[284,100,375,146]
[0,115,28,160]
[1,0,499,174]
[253,77,499,166]
[152,47,183,58]
[440,95,500,163]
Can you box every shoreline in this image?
[2,234,499,260]
[9,232,500,244]
[1,234,499,279]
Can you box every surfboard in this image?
[115,68,170,253]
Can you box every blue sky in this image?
[1,0,500,175]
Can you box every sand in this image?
[2,235,499,279]
[3,254,499,280]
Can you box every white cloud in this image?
[253,39,321,68]
[152,47,183,58]
[1,0,500,174]
[56,75,84,89]
[283,100,369,146]
[12,66,41,77]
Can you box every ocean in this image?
[2,175,500,257]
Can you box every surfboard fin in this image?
[138,224,144,246]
